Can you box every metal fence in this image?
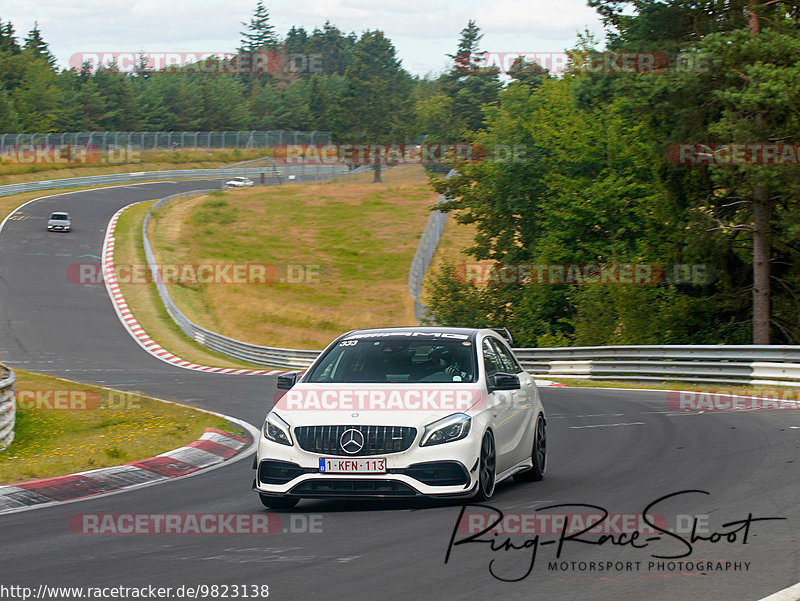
[0,130,329,153]
[515,345,800,387]
[139,167,371,369]
[408,169,456,321]
[0,163,354,198]
[0,366,15,450]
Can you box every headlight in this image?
[420,413,471,447]
[263,412,293,446]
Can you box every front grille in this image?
[294,425,417,456]
[290,479,418,497]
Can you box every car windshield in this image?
[306,335,477,383]
[50,214,68,220]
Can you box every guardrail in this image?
[139,167,371,369]
[0,163,353,198]
[0,365,15,450]
[408,169,456,321]
[515,345,800,387]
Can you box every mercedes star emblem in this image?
[340,428,365,454]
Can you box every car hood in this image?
[48,220,70,226]
[271,382,486,427]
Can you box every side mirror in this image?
[489,372,520,392]
[277,372,299,390]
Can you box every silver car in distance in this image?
[47,212,71,232]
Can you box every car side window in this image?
[482,339,502,378]
[490,338,523,374]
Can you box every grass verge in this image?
[0,369,241,485]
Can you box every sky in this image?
[0,0,607,77]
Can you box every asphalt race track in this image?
[0,180,798,600]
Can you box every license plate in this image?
[319,457,386,473]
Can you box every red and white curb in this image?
[0,428,251,514]
[533,379,566,387]
[102,204,290,376]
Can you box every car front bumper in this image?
[254,436,481,499]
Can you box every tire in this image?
[514,415,546,483]
[259,494,299,509]
[472,432,497,501]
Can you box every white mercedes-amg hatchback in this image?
[253,327,546,508]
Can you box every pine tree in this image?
[446,20,486,74]
[0,21,20,54]
[285,26,308,55]
[239,1,278,53]
[23,22,55,67]
[439,21,501,134]
[336,30,411,181]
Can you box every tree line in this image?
[0,2,500,142]
[426,0,800,346]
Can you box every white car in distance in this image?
[225,176,255,188]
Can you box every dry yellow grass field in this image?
[148,165,445,348]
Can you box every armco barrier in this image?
[0,365,15,449]
[0,163,351,198]
[408,169,456,321]
[515,345,800,387]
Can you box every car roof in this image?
[50,212,69,217]
[339,326,500,343]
